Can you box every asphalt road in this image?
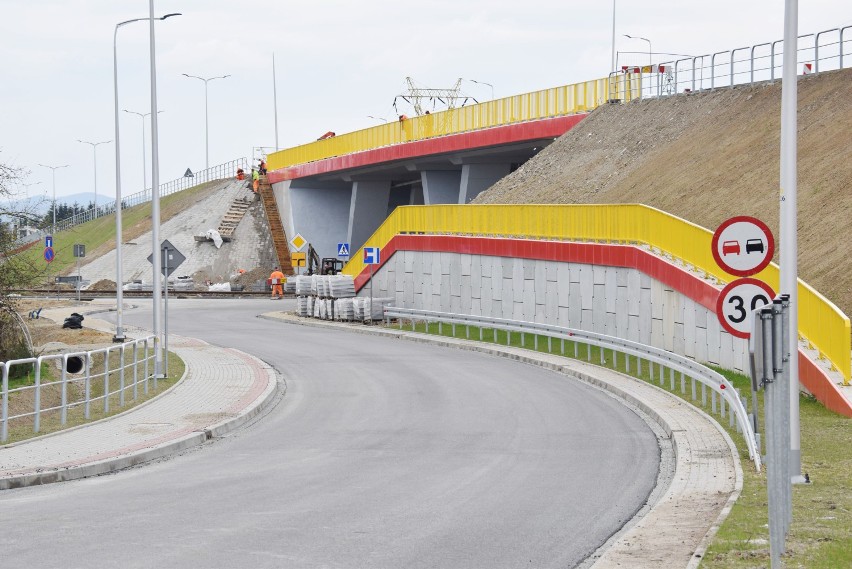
[0,299,660,568]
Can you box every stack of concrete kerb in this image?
[295,274,359,321]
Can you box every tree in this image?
[1,156,43,360]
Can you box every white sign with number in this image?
[716,278,775,338]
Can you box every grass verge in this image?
[388,320,851,569]
[3,349,184,445]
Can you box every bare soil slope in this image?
[475,68,852,318]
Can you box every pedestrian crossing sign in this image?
[337,242,350,257]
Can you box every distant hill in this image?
[2,193,115,217]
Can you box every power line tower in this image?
[394,77,475,116]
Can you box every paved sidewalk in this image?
[0,304,280,490]
[261,311,742,569]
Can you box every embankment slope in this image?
[475,68,852,318]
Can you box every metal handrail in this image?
[1,336,155,442]
[383,306,761,471]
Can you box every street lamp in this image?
[624,34,652,67]
[124,109,164,193]
[113,12,180,343]
[181,72,231,170]
[469,79,495,100]
[76,139,111,214]
[37,163,69,233]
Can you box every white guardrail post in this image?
[384,307,761,471]
[0,336,157,443]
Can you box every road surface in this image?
[0,299,660,568]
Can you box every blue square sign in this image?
[337,242,350,257]
[363,247,380,265]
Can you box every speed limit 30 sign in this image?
[716,278,775,338]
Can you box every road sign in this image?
[73,244,86,258]
[711,216,775,277]
[44,247,55,263]
[289,233,306,252]
[716,278,775,338]
[337,242,350,257]
[147,240,186,277]
[364,247,380,265]
[291,252,306,267]
[45,235,53,248]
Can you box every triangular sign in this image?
[184,168,194,177]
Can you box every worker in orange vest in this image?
[269,266,285,299]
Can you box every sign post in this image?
[73,244,85,301]
[147,240,185,378]
[364,247,381,323]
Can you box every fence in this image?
[1,336,157,442]
[267,76,639,171]
[340,204,850,385]
[628,25,852,99]
[384,307,761,471]
[13,158,248,249]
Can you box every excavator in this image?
[306,244,344,276]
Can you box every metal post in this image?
[780,0,802,479]
[149,0,163,378]
[163,245,169,377]
[273,52,279,151]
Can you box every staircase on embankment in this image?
[258,176,293,274]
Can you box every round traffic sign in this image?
[711,216,774,277]
[44,246,55,263]
[716,278,775,338]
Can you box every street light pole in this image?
[37,164,69,233]
[77,139,111,215]
[611,0,617,72]
[182,73,230,170]
[469,79,495,100]
[624,34,652,67]
[124,109,164,194]
[113,13,179,343]
[149,0,163,377]
[272,53,279,151]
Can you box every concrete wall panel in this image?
[368,248,747,373]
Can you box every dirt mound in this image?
[475,68,852,318]
[87,279,116,291]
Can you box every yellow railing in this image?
[267,76,639,171]
[342,204,851,383]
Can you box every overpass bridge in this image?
[265,76,638,260]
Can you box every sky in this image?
[1,1,850,203]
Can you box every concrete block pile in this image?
[293,274,392,322]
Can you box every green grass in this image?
[390,319,852,568]
[18,181,217,280]
[3,350,184,444]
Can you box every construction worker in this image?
[258,159,267,175]
[252,168,260,192]
[236,167,245,180]
[269,266,285,299]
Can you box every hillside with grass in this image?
[475,68,852,320]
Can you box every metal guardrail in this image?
[12,158,248,249]
[630,25,851,98]
[267,76,639,171]
[1,336,157,442]
[383,307,761,471]
[341,204,851,385]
